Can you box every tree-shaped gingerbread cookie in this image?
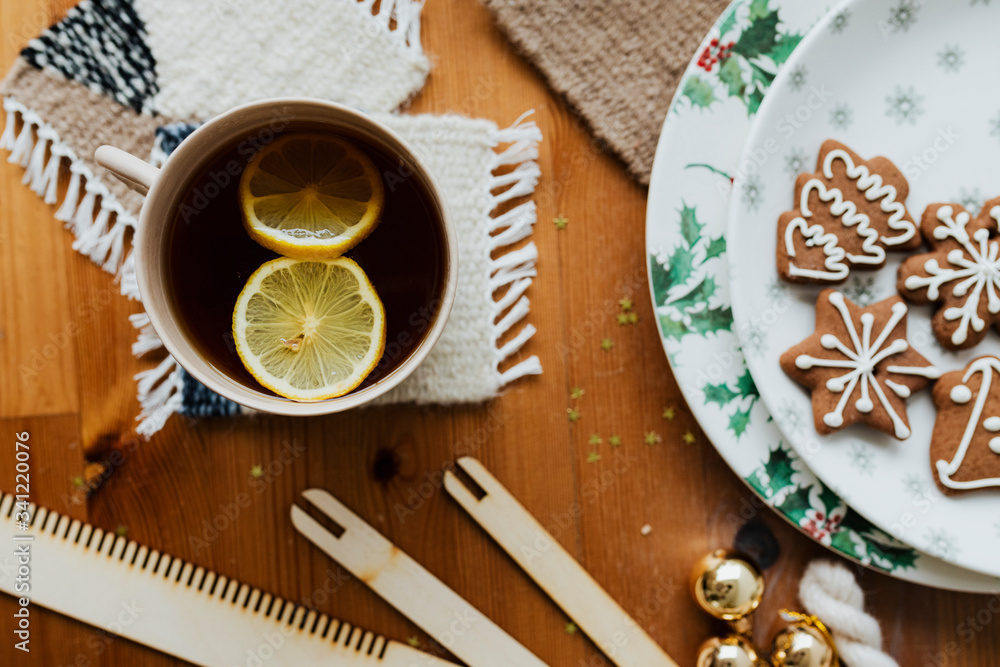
[777,140,921,284]
[898,198,1000,350]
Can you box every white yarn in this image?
[799,560,900,667]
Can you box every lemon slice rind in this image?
[238,134,385,259]
[232,257,387,401]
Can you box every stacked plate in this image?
[646,0,1000,591]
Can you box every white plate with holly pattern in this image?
[647,0,1000,591]
[728,0,1000,578]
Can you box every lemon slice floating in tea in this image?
[232,257,387,401]
[239,133,384,258]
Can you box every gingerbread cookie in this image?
[897,198,1000,350]
[777,140,920,284]
[780,290,939,439]
[931,356,1000,494]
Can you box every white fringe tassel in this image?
[129,312,163,357]
[799,560,900,667]
[2,97,137,280]
[356,0,424,52]
[488,111,544,387]
[134,355,185,439]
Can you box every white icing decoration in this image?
[936,356,1000,490]
[950,384,972,404]
[784,148,916,282]
[884,379,910,398]
[795,293,936,439]
[785,218,850,281]
[903,206,1000,345]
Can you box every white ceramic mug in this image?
[97,98,457,416]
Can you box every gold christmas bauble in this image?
[770,623,837,667]
[696,636,766,667]
[690,550,765,623]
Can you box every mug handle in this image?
[95,145,160,196]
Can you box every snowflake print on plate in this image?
[885,86,924,125]
[884,0,920,33]
[776,140,920,284]
[956,187,985,215]
[742,174,763,212]
[937,45,965,73]
[829,103,854,131]
[929,356,1000,494]
[788,64,807,91]
[780,290,939,439]
[899,198,1000,349]
[829,10,850,34]
[784,147,809,177]
[848,442,877,475]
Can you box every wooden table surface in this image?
[1,1,998,665]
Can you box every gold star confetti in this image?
[567,408,581,422]
[588,434,603,446]
[600,338,614,351]
[570,386,585,400]
[407,637,421,648]
[72,476,85,489]
[250,465,264,479]
[682,431,697,445]
[608,435,622,447]
[616,313,630,326]
[114,525,128,538]
[662,406,676,420]
[626,312,639,324]
[586,451,601,464]
[619,297,633,311]
[565,622,578,635]
[553,216,569,230]
[644,431,662,446]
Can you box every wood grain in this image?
[0,1,998,665]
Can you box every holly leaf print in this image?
[666,244,696,288]
[717,10,737,39]
[746,88,766,115]
[828,529,861,560]
[733,10,780,60]
[747,0,771,20]
[704,236,726,261]
[767,33,802,65]
[761,444,797,492]
[658,315,688,341]
[816,483,843,518]
[718,57,746,97]
[649,253,673,300]
[729,406,753,437]
[686,305,733,336]
[777,485,812,524]
[682,76,717,109]
[868,542,918,571]
[704,382,739,407]
[679,204,705,247]
[669,276,717,313]
[735,368,759,399]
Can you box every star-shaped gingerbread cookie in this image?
[931,356,1000,494]
[777,140,921,284]
[898,197,1000,350]
[780,290,940,439]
